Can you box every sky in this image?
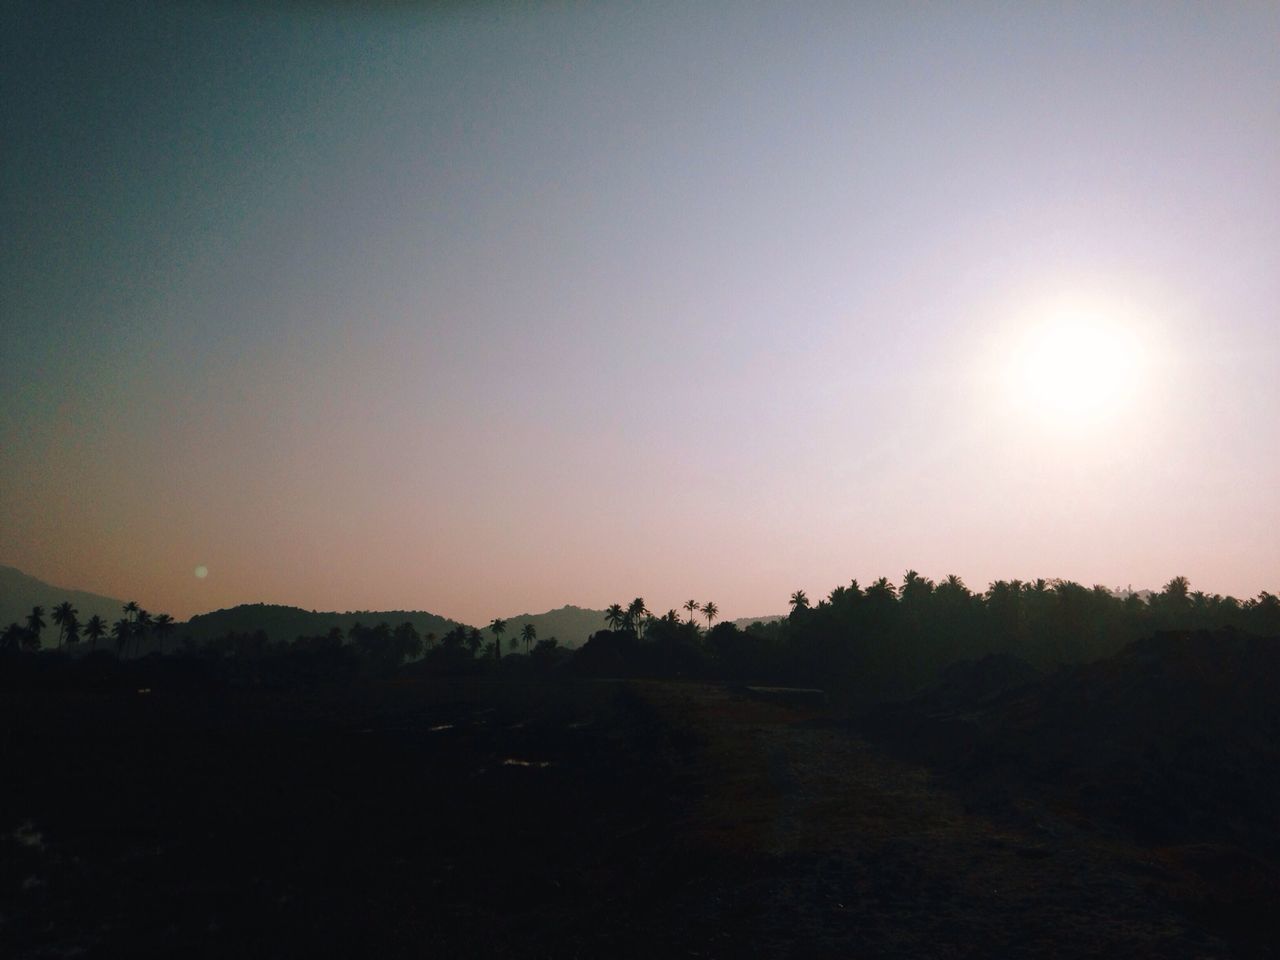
[3,1,1278,624]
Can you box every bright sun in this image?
[1008,310,1147,426]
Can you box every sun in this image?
[1007,309,1147,426]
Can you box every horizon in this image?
[0,559,1253,629]
[4,3,1278,624]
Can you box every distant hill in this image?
[180,604,469,648]
[489,605,613,650]
[734,614,784,629]
[0,564,776,653]
[183,603,779,651]
[0,564,128,645]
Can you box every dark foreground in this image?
[3,662,1275,958]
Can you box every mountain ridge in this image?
[0,564,129,639]
[2,564,786,650]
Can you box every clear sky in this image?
[3,2,1278,624]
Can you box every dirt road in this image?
[639,682,1233,959]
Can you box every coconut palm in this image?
[466,628,483,657]
[626,598,648,638]
[789,590,809,613]
[1,622,25,653]
[84,615,106,651]
[64,616,81,646]
[123,600,139,623]
[489,618,506,661]
[604,604,626,631]
[134,609,152,657]
[25,606,46,649]
[702,601,718,631]
[521,622,537,653]
[865,577,897,602]
[112,618,131,656]
[153,613,175,654]
[683,599,699,624]
[52,601,78,648]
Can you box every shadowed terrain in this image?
[4,631,1274,958]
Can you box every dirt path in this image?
[639,682,1230,959]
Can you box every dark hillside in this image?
[180,603,467,647]
[0,565,126,638]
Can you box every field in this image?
[2,670,1271,958]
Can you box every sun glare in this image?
[1007,309,1147,426]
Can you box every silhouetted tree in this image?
[702,600,718,631]
[1247,591,1280,635]
[626,598,648,639]
[521,622,536,653]
[84,615,106,652]
[52,601,78,648]
[25,606,46,650]
[1,622,24,654]
[489,619,507,661]
[134,609,152,657]
[605,604,626,631]
[393,621,423,661]
[112,618,131,656]
[684,599,699,624]
[64,615,81,646]
[153,613,175,654]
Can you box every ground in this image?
[0,676,1260,958]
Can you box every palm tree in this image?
[112,618,131,656]
[123,600,139,623]
[64,615,81,646]
[521,622,537,653]
[84,615,106,652]
[26,606,46,649]
[466,628,483,657]
[789,590,809,614]
[683,599,699,625]
[604,604,626,632]
[866,577,897,601]
[489,618,506,661]
[1,622,25,653]
[153,613,175,654]
[702,601,719,631]
[134,609,152,657]
[626,598,648,638]
[52,601,78,648]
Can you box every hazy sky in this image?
[4,2,1278,623]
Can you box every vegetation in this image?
[578,576,1280,699]
[4,575,1278,700]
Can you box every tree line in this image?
[578,577,1280,697]
[1,600,176,657]
[5,575,1278,696]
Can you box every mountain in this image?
[0,564,128,642]
[489,605,611,650]
[0,564,775,653]
[183,603,780,651]
[734,614,784,629]
[180,604,469,648]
